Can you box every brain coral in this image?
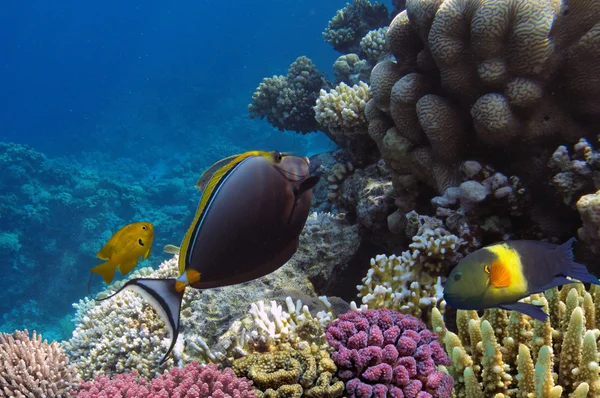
[365,0,600,196]
[325,308,453,398]
[249,56,329,134]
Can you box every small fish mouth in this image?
[138,239,145,246]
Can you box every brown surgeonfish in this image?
[443,238,600,321]
[95,150,319,363]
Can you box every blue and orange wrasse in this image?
[95,150,319,363]
[443,238,600,321]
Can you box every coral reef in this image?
[248,56,329,134]
[326,308,453,398]
[360,0,600,246]
[323,0,390,54]
[0,330,78,397]
[74,362,257,398]
[431,281,600,397]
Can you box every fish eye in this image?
[274,152,283,162]
[453,272,462,281]
[142,225,147,230]
[484,264,490,274]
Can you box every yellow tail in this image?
[90,261,117,284]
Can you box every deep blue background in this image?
[0,0,390,157]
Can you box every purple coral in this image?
[325,309,453,398]
[73,362,256,398]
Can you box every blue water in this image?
[0,0,392,341]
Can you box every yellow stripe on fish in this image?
[177,150,279,275]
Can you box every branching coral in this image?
[431,281,600,397]
[325,309,453,398]
[323,0,390,54]
[355,222,464,320]
[332,54,371,85]
[0,330,79,397]
[314,82,371,136]
[74,362,257,398]
[359,27,391,64]
[249,56,329,134]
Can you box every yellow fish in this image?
[443,238,600,321]
[90,222,154,285]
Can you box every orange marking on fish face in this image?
[489,260,512,288]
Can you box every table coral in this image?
[0,330,79,397]
[431,281,600,397]
[248,56,329,134]
[232,343,344,398]
[325,308,453,398]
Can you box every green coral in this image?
[431,281,600,397]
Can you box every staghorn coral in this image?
[248,56,329,134]
[0,330,79,397]
[325,309,453,398]
[323,0,390,54]
[74,362,257,398]
[232,343,344,398]
[359,27,391,64]
[431,281,600,397]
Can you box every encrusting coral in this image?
[431,281,600,397]
[0,329,79,397]
[325,308,453,398]
[232,343,345,398]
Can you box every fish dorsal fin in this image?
[195,154,243,191]
[179,151,268,275]
[490,261,512,288]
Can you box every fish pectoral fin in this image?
[296,175,320,197]
[287,175,321,224]
[117,258,139,276]
[490,261,512,288]
[164,244,181,255]
[499,302,548,322]
[143,247,152,261]
[90,261,117,285]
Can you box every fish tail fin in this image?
[94,278,184,364]
[559,238,600,285]
[90,261,117,285]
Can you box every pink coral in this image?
[74,372,150,398]
[73,362,256,398]
[325,309,453,398]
